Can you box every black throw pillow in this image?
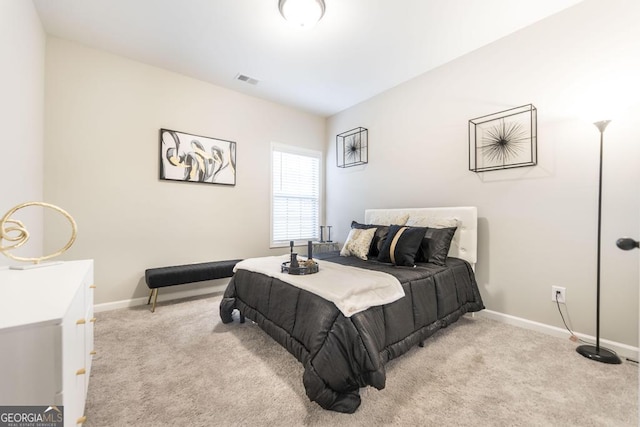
[377,225,427,267]
[415,227,457,266]
[351,221,389,257]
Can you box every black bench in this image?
[145,259,242,312]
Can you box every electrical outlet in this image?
[552,286,566,304]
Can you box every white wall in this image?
[44,38,325,304]
[327,0,640,346]
[0,1,45,266]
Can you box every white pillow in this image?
[366,212,409,226]
[406,215,460,228]
[340,228,377,260]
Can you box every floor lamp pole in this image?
[576,120,621,364]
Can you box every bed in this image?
[219,207,484,413]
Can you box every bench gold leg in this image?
[147,289,153,305]
[151,289,159,313]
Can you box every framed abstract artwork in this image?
[159,128,236,185]
[336,127,368,168]
[468,104,537,172]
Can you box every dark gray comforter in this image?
[219,252,484,413]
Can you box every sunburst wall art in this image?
[468,104,537,172]
[336,127,368,168]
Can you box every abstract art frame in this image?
[336,127,368,168]
[468,104,537,172]
[159,128,236,185]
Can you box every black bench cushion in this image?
[145,259,242,289]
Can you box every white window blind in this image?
[271,144,321,245]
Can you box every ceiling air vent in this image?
[235,73,259,85]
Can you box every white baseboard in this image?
[477,309,639,361]
[93,284,227,313]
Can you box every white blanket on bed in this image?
[233,255,404,317]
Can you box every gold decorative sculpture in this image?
[0,201,77,265]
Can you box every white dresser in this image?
[0,260,94,426]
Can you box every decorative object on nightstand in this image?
[337,127,368,168]
[469,104,537,172]
[0,201,77,269]
[318,225,332,242]
[575,119,621,365]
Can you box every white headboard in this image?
[364,207,477,267]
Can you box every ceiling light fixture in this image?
[278,0,326,28]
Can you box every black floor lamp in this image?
[575,120,622,364]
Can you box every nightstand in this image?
[313,242,340,254]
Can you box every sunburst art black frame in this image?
[469,104,537,172]
[337,127,368,168]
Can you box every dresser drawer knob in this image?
[77,415,87,424]
[90,317,97,323]
[90,350,97,355]
[76,319,86,325]
[76,368,86,375]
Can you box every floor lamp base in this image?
[576,345,622,364]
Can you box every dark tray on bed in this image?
[281,261,319,275]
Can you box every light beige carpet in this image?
[85,294,637,426]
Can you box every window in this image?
[271,143,321,246]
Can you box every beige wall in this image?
[327,0,640,346]
[0,0,45,266]
[44,38,325,304]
